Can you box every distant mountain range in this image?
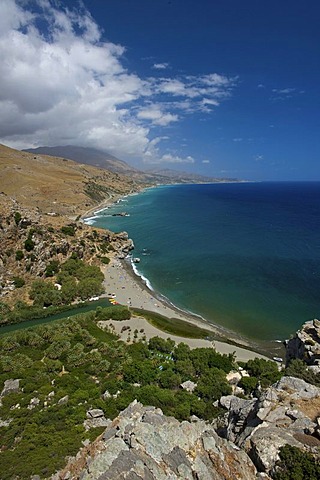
[24,145,239,184]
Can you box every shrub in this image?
[15,250,24,261]
[24,238,35,252]
[14,211,21,225]
[274,444,320,480]
[60,225,75,236]
[45,260,60,277]
[13,276,25,288]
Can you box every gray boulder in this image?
[58,400,257,480]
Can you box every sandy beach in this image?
[101,257,268,362]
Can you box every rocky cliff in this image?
[53,377,320,480]
[220,376,320,475]
[55,400,258,480]
[286,319,320,372]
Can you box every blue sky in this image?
[0,0,319,180]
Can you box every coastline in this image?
[101,256,270,362]
[82,190,280,362]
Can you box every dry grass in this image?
[0,143,138,216]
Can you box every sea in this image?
[85,182,320,344]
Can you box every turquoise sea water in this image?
[86,182,320,342]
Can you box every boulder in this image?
[222,376,320,474]
[58,401,257,480]
[0,378,20,397]
[286,318,320,366]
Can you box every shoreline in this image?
[82,191,283,362]
[101,256,271,362]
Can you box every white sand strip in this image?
[101,258,268,362]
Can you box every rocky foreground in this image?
[54,375,320,480]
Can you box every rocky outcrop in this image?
[56,400,257,480]
[220,376,320,474]
[286,319,320,371]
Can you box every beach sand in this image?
[101,257,268,362]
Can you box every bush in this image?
[15,250,24,261]
[14,212,21,225]
[238,376,259,395]
[60,225,75,236]
[274,444,320,479]
[45,260,60,277]
[24,238,35,252]
[13,277,25,288]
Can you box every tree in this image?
[245,358,282,388]
[148,336,175,353]
[29,280,61,307]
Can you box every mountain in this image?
[23,146,240,184]
[0,144,140,217]
[147,167,239,183]
[23,145,138,174]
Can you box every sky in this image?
[0,0,319,180]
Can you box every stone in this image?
[180,380,197,392]
[58,401,257,480]
[286,318,320,366]
[58,395,69,405]
[0,378,20,397]
[86,409,105,419]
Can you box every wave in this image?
[130,259,154,291]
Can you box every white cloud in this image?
[272,88,295,94]
[159,154,195,164]
[137,105,178,126]
[202,159,210,163]
[152,62,169,70]
[0,0,237,163]
[233,138,243,142]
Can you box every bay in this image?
[86,182,320,342]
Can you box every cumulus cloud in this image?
[0,0,237,163]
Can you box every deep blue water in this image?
[86,182,320,342]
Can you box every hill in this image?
[23,145,239,185]
[0,144,141,217]
[24,145,138,175]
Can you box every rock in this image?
[84,409,111,431]
[28,397,40,410]
[59,401,257,480]
[86,409,105,419]
[222,376,320,475]
[57,395,69,405]
[0,378,20,397]
[102,390,111,400]
[286,318,320,366]
[180,380,197,392]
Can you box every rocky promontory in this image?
[286,319,320,372]
[55,377,320,480]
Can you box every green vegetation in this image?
[15,250,24,261]
[60,224,76,236]
[238,357,282,392]
[24,237,35,252]
[45,260,60,277]
[13,276,25,288]
[95,306,131,321]
[274,444,320,480]
[14,211,21,225]
[84,181,110,203]
[132,308,215,339]
[284,359,320,387]
[0,313,236,478]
